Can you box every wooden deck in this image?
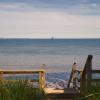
[45,88,80,100]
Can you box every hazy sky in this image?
[0,0,100,38]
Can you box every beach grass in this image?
[81,84,100,100]
[0,80,47,100]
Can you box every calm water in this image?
[0,39,100,73]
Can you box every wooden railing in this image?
[80,55,92,93]
[67,63,82,90]
[0,70,45,89]
[92,70,100,85]
[80,55,100,94]
[67,65,74,88]
[67,55,100,94]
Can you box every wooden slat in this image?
[67,67,74,88]
[46,88,79,100]
[92,70,100,85]
[0,70,45,89]
[92,79,100,82]
[3,79,39,82]
[67,63,78,88]
[92,70,100,73]
[39,71,45,88]
[0,70,45,74]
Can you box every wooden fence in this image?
[67,55,100,94]
[0,70,45,89]
[91,70,100,85]
[80,55,100,93]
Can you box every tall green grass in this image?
[0,80,47,100]
[81,84,100,100]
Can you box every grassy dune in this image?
[0,80,47,100]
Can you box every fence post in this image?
[80,55,93,94]
[39,71,45,89]
[67,62,77,88]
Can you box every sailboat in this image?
[51,36,54,40]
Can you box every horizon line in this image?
[0,37,100,39]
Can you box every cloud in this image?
[90,3,97,8]
[0,10,100,38]
[0,0,100,15]
[0,0,100,38]
[0,3,33,11]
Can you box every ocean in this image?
[0,39,100,73]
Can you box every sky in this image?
[0,0,100,38]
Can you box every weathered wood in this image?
[80,55,93,93]
[92,79,100,82]
[47,88,79,100]
[67,63,77,88]
[39,71,45,89]
[92,70,100,85]
[92,70,100,73]
[0,70,45,89]
[67,63,80,90]
[67,68,73,88]
[0,70,45,74]
[47,93,79,100]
